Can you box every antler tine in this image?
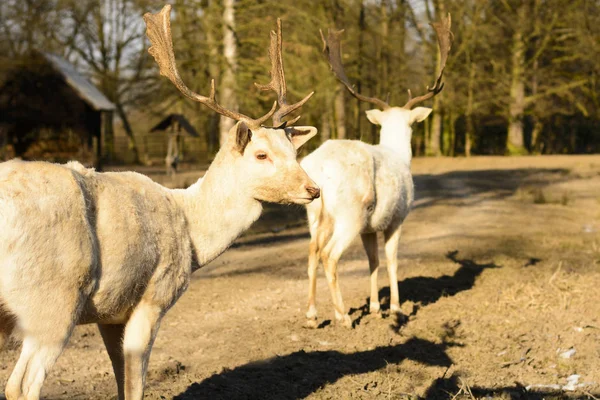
[144,5,276,129]
[402,13,453,110]
[320,28,390,110]
[255,18,314,126]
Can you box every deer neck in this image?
[378,120,413,168]
[173,150,262,270]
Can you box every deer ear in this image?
[365,109,383,125]
[285,126,317,150]
[409,107,432,124]
[235,121,252,153]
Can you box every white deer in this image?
[0,6,319,399]
[301,16,452,328]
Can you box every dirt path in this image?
[1,155,600,399]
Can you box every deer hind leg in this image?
[305,204,332,328]
[98,324,125,400]
[122,303,163,400]
[360,232,380,314]
[306,236,320,328]
[384,224,403,313]
[6,337,69,400]
[5,297,82,400]
[321,220,363,329]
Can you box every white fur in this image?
[0,122,317,399]
[301,106,431,327]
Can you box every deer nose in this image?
[306,186,320,199]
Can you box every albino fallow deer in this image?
[301,15,453,328]
[0,5,318,399]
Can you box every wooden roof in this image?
[150,114,199,137]
[42,52,115,111]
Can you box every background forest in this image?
[0,0,599,163]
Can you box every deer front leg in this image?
[361,232,381,314]
[384,225,402,313]
[122,303,163,400]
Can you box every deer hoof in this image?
[304,319,319,329]
[369,302,381,314]
[306,306,318,320]
[336,314,352,329]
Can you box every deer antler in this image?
[143,5,276,129]
[255,19,314,127]
[402,13,453,109]
[320,28,390,110]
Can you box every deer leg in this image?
[322,224,360,328]
[306,237,320,327]
[98,324,126,400]
[361,232,380,314]
[5,336,35,400]
[122,303,162,400]
[323,255,350,327]
[306,205,331,328]
[6,320,75,400]
[384,225,403,313]
[4,282,84,400]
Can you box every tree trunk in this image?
[442,110,454,156]
[423,116,429,155]
[449,111,457,157]
[334,87,346,139]
[530,0,541,154]
[321,99,332,143]
[429,106,442,156]
[465,60,476,157]
[206,1,221,155]
[394,0,407,102]
[428,0,445,156]
[507,2,527,154]
[530,55,542,153]
[356,0,366,141]
[379,0,389,101]
[219,0,238,147]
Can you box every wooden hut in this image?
[149,114,199,175]
[0,51,115,169]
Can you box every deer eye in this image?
[256,152,268,160]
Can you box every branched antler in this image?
[143,5,277,129]
[320,28,390,110]
[402,14,453,109]
[255,19,314,127]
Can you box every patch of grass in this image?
[518,186,571,206]
[533,188,547,204]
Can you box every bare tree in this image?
[64,0,156,162]
[219,0,238,146]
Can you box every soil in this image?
[2,155,600,399]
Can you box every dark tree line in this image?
[1,0,599,160]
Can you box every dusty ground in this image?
[1,155,600,399]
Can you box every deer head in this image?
[321,15,453,154]
[144,5,319,204]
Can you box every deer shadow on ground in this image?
[174,337,453,400]
[350,250,501,331]
[423,374,599,399]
